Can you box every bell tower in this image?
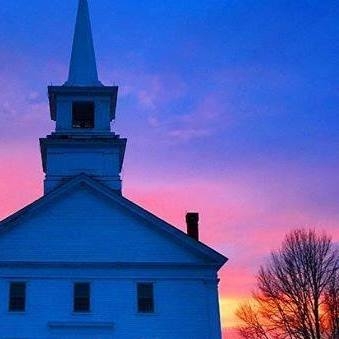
[40,0,126,194]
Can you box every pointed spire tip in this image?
[65,0,102,87]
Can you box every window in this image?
[72,102,94,128]
[9,282,26,312]
[137,283,154,313]
[73,283,90,312]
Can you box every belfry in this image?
[0,1,227,338]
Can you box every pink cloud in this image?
[162,93,233,142]
[101,67,234,144]
[167,127,212,141]
[0,53,55,140]
[101,68,188,108]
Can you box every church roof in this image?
[64,0,102,86]
[0,174,227,269]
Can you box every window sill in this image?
[136,312,158,316]
[72,311,92,315]
[48,321,114,329]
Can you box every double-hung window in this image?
[9,282,26,312]
[137,283,154,313]
[73,282,90,312]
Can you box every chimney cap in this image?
[186,212,199,241]
[186,212,199,222]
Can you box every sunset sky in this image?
[1,1,339,337]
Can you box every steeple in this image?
[65,0,101,86]
[41,0,126,195]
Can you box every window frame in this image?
[73,282,91,313]
[137,282,155,314]
[8,281,26,313]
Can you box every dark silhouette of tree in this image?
[236,229,339,339]
[324,270,339,337]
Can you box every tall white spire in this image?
[65,0,101,86]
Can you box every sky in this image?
[1,0,339,337]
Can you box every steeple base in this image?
[40,135,126,195]
[44,174,122,194]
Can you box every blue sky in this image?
[1,0,338,161]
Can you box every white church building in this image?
[0,1,227,338]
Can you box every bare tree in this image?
[236,229,339,339]
[237,302,271,339]
[324,270,339,338]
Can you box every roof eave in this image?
[0,174,228,269]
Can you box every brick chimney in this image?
[186,212,199,241]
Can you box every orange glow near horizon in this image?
[220,296,248,329]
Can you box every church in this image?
[0,1,227,338]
